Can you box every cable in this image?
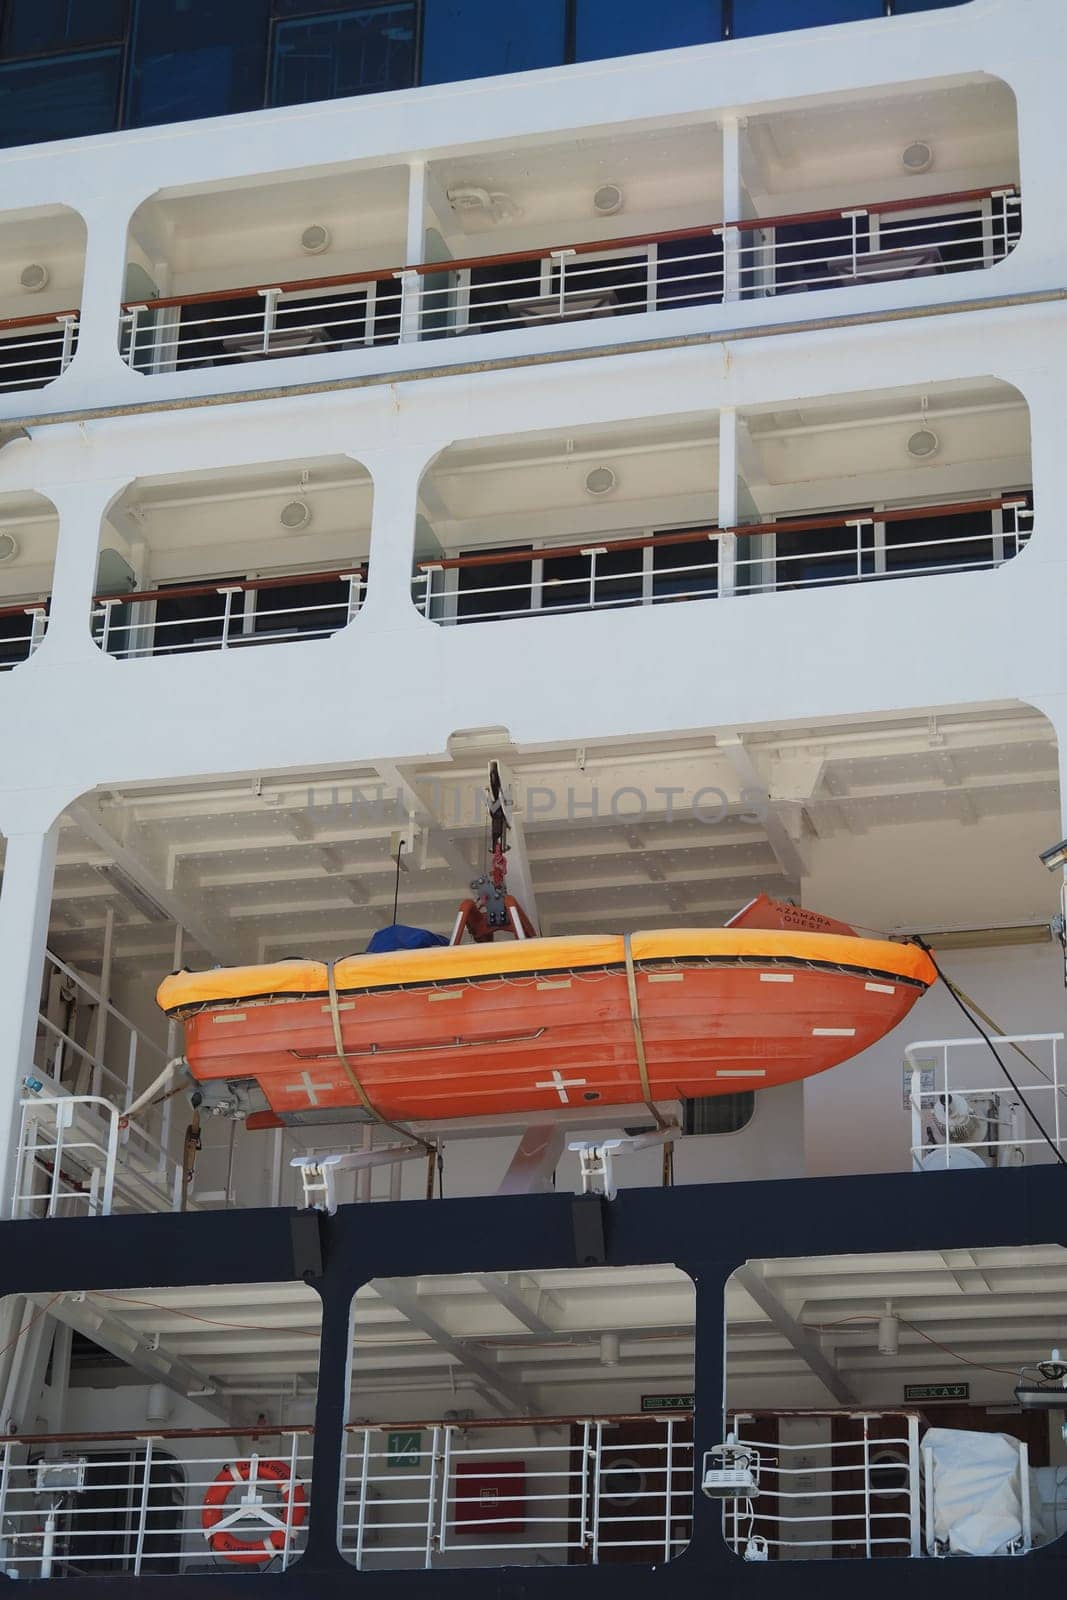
[94,1293,315,1338]
[391,841,402,926]
[916,939,1067,1167]
[803,1312,1035,1380]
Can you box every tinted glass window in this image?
[457,547,532,622]
[892,0,969,9]
[270,4,416,105]
[422,0,565,81]
[1,0,126,56]
[127,0,270,128]
[575,0,720,60]
[0,48,121,145]
[732,0,881,34]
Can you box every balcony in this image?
[110,76,1017,386]
[0,206,85,396]
[91,458,372,660]
[412,379,1030,625]
[0,493,59,670]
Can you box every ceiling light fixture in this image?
[907,395,940,460]
[593,183,624,216]
[19,263,49,293]
[585,466,617,496]
[280,499,312,531]
[901,141,934,176]
[0,532,19,563]
[300,223,331,255]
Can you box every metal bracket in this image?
[291,1144,427,1214]
[567,1129,674,1200]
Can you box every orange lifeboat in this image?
[157,912,936,1131]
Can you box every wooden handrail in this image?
[116,182,1018,320]
[93,565,366,606]
[0,599,46,621]
[724,184,1018,234]
[0,308,78,336]
[417,497,1031,572]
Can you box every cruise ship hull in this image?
[158,930,936,1126]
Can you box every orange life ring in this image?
[202,1458,307,1566]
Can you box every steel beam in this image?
[367,1277,533,1415]
[733,1264,859,1407]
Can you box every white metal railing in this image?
[10,1094,120,1219]
[23,952,182,1216]
[121,283,402,374]
[907,1033,1066,1170]
[0,1430,313,1578]
[0,312,79,392]
[724,1415,922,1560]
[726,189,1020,298]
[340,1415,692,1568]
[415,498,1032,624]
[115,186,1020,377]
[91,569,365,659]
[0,604,48,670]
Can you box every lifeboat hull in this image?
[158,929,936,1127]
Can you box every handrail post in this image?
[259,287,280,355]
[424,1425,441,1568]
[907,1414,921,1557]
[842,210,867,279]
[217,586,242,648]
[577,1420,591,1555]
[101,1102,119,1216]
[591,1420,604,1563]
[862,1415,872,1557]
[124,304,146,370]
[717,530,736,598]
[422,566,440,619]
[909,1063,924,1171]
[354,1427,371,1569]
[281,1429,300,1570]
[57,313,78,373]
[663,1418,674,1561]
[394,269,421,343]
[550,249,575,318]
[26,606,47,656]
[133,1436,155,1576]
[98,598,117,656]
[439,1424,453,1555]
[345,571,363,624]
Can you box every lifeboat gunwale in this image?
[161,948,932,1020]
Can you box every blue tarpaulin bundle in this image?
[366,923,449,953]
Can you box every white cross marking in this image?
[535,1070,588,1104]
[286,1071,336,1106]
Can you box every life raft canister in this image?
[202,1457,308,1565]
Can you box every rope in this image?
[325,961,436,1157]
[623,933,673,1132]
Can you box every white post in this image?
[91,906,115,1096]
[0,826,61,1216]
[132,1436,155,1576]
[907,1414,921,1557]
[354,1428,371,1568]
[65,194,141,383]
[718,406,738,597]
[720,116,746,302]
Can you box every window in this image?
[270,3,417,105]
[0,48,122,144]
[0,0,126,56]
[421,0,566,83]
[731,0,882,33]
[456,546,532,622]
[126,0,270,128]
[574,0,719,60]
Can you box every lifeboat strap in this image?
[622,934,674,1133]
[325,961,436,1156]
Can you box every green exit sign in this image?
[641,1393,694,1413]
[386,1430,423,1468]
[904,1383,970,1402]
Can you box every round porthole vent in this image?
[906,427,940,460]
[280,499,312,531]
[0,532,20,563]
[593,183,624,217]
[19,263,49,293]
[300,224,331,255]
[585,466,617,496]
[901,141,934,176]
